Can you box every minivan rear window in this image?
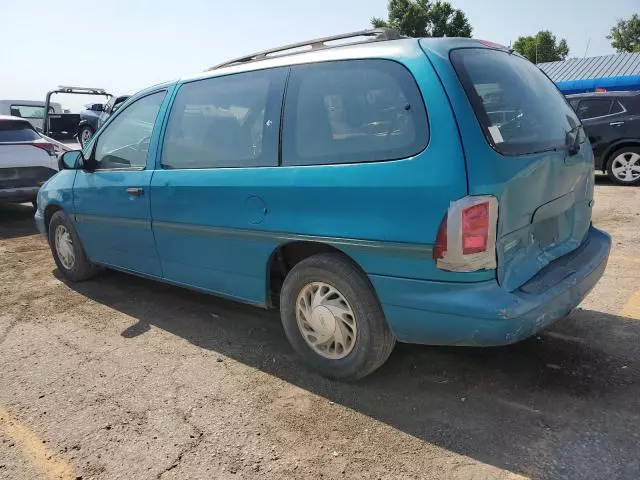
[0,121,40,142]
[282,60,428,166]
[451,49,580,156]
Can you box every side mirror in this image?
[92,103,104,112]
[58,150,84,170]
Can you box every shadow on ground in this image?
[0,204,38,239]
[60,268,640,480]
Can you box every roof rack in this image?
[207,28,405,71]
[54,86,108,95]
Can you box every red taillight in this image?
[433,215,448,260]
[462,202,489,255]
[31,142,57,156]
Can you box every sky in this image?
[2,0,638,111]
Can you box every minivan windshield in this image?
[451,48,580,156]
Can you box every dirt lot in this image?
[1,177,639,480]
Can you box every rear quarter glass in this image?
[450,48,580,156]
[282,59,429,166]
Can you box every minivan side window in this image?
[282,60,428,166]
[93,91,166,170]
[161,68,287,169]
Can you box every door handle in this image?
[609,121,625,126]
[126,187,144,197]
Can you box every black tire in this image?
[280,253,395,381]
[48,210,99,282]
[78,125,94,147]
[606,146,640,186]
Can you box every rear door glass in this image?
[0,121,40,142]
[576,99,612,119]
[451,48,580,155]
[162,68,286,169]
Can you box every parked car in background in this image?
[567,91,640,185]
[36,30,610,380]
[0,100,63,132]
[0,115,68,207]
[78,95,130,147]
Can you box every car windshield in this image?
[451,48,580,155]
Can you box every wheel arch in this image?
[265,240,366,308]
[77,119,95,131]
[44,203,64,238]
[602,140,640,171]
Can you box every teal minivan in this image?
[36,30,611,380]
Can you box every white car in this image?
[0,115,67,207]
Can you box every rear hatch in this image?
[422,41,594,291]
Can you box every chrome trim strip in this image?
[153,221,434,258]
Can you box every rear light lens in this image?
[462,202,489,254]
[31,142,57,157]
[433,196,498,272]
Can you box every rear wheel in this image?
[48,210,99,282]
[606,147,640,186]
[280,253,395,381]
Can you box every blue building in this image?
[539,52,640,95]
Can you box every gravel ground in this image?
[1,176,639,480]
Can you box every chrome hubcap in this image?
[611,152,640,182]
[54,225,75,270]
[296,282,357,359]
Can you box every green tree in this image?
[512,31,569,64]
[607,14,640,53]
[371,0,472,38]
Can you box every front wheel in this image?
[48,210,99,282]
[78,125,94,148]
[607,147,640,186]
[280,253,395,381]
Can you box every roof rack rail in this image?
[207,28,405,71]
[54,86,108,95]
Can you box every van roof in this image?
[181,31,508,84]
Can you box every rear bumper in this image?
[0,186,39,203]
[370,226,611,346]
